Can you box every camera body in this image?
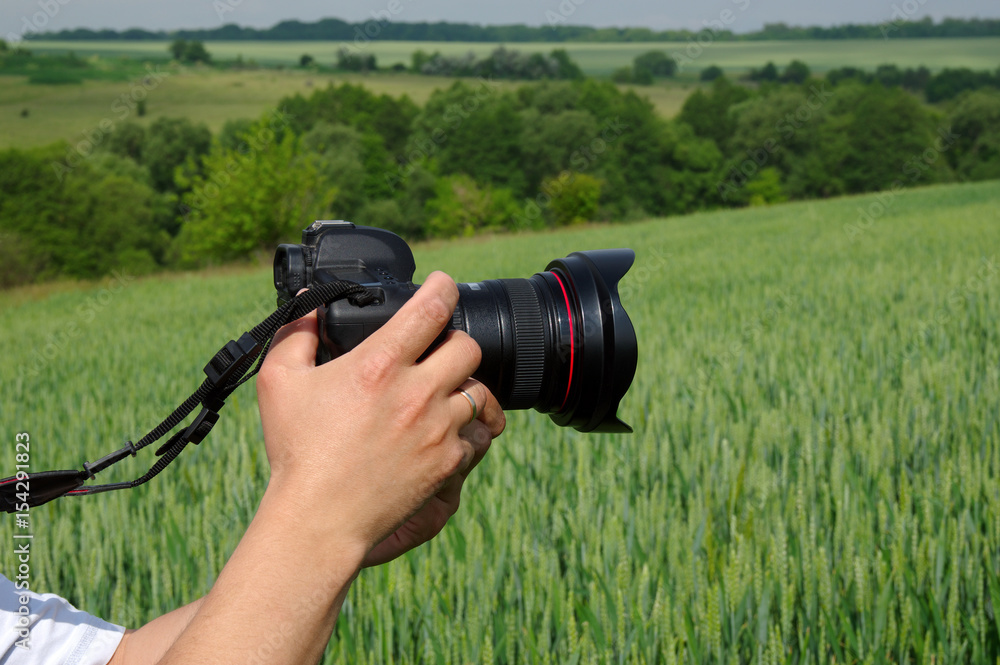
[274,221,422,362]
[275,220,637,433]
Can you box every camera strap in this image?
[0,280,378,513]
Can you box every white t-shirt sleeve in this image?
[1,573,125,665]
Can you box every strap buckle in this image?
[204,332,262,386]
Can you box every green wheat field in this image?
[2,180,999,663]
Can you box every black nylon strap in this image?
[1,280,377,511]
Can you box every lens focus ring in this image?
[504,280,546,409]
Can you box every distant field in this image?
[4,37,995,151]
[0,68,690,150]
[1,181,998,663]
[26,37,1000,76]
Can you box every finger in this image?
[433,423,489,508]
[423,330,483,393]
[263,309,320,371]
[451,380,487,427]
[359,271,459,367]
[453,379,505,438]
[456,419,493,478]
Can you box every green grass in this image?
[1,181,999,662]
[25,37,1000,76]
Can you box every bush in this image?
[177,118,335,263]
[611,67,634,84]
[426,175,520,237]
[748,61,779,82]
[542,172,602,226]
[336,47,376,72]
[0,146,165,281]
[355,199,424,239]
[633,51,677,80]
[700,65,724,82]
[781,60,811,84]
[0,232,37,288]
[169,39,211,64]
[948,90,1000,181]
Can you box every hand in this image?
[362,406,496,567]
[255,272,505,561]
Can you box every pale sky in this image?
[3,0,1000,36]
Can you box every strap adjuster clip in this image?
[205,333,262,386]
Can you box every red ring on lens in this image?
[550,271,574,411]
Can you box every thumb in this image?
[264,310,320,371]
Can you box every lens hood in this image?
[544,249,637,433]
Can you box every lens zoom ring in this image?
[504,280,546,408]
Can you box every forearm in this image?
[152,486,366,665]
[108,598,203,665]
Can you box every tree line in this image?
[2,67,999,287]
[23,16,1000,43]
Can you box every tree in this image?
[177,119,335,264]
[300,53,315,67]
[781,60,811,84]
[0,146,163,282]
[409,82,526,196]
[948,90,1000,181]
[701,65,724,82]
[549,49,584,80]
[143,117,212,193]
[874,64,903,87]
[543,172,602,225]
[901,66,931,92]
[184,40,212,64]
[517,108,599,193]
[678,76,751,152]
[302,122,369,219]
[832,84,949,192]
[168,39,211,64]
[633,51,677,79]
[748,61,779,82]
[169,39,186,61]
[425,174,519,237]
[336,47,376,72]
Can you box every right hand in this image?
[255,271,505,558]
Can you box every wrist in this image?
[255,481,368,582]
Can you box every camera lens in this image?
[452,249,637,433]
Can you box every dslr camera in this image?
[274,221,637,433]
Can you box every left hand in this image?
[362,396,500,567]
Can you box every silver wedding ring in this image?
[459,389,478,422]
